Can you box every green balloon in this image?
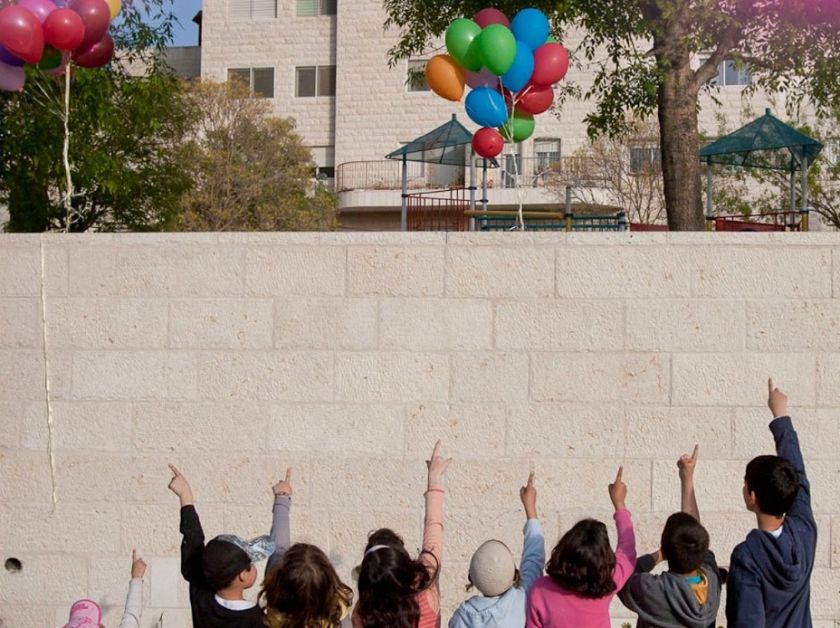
[446,18,482,71]
[479,24,517,76]
[546,35,558,44]
[39,46,63,71]
[499,111,535,143]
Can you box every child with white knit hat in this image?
[449,472,545,628]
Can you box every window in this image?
[703,58,751,86]
[312,146,335,180]
[296,0,336,16]
[296,65,336,97]
[407,59,430,92]
[535,139,561,171]
[824,139,840,168]
[629,145,661,175]
[230,0,277,19]
[227,67,275,98]
[502,145,522,188]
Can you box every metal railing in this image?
[407,188,471,232]
[708,210,803,231]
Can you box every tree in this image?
[549,117,665,224]
[382,0,840,230]
[177,80,338,232]
[0,0,194,232]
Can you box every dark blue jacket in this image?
[726,416,816,628]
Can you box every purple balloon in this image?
[17,0,58,23]
[465,67,499,90]
[0,43,24,67]
[0,59,25,91]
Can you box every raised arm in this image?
[678,444,700,521]
[609,466,637,588]
[118,550,145,628]
[518,471,545,593]
[267,468,293,573]
[168,464,204,584]
[421,440,452,580]
[767,379,813,523]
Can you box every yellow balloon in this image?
[105,0,121,19]
[425,55,465,102]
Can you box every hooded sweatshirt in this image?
[726,415,817,628]
[618,551,721,628]
[449,518,545,628]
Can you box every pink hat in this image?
[63,599,102,628]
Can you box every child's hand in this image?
[131,549,147,579]
[608,466,627,511]
[768,378,788,418]
[167,464,193,506]
[678,444,699,482]
[520,471,537,519]
[426,440,453,490]
[273,468,293,496]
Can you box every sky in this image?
[170,0,203,46]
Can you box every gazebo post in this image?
[469,150,476,232]
[705,157,714,231]
[482,159,488,211]
[400,154,408,232]
[801,156,810,232]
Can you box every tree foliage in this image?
[176,80,338,232]
[0,0,194,232]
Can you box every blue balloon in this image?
[465,87,509,128]
[511,8,551,51]
[0,45,24,68]
[501,42,535,93]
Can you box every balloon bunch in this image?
[425,7,569,160]
[0,0,120,91]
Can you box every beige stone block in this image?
[0,450,53,503]
[380,299,493,351]
[0,298,43,349]
[46,298,168,349]
[0,350,45,402]
[0,554,87,604]
[198,352,332,401]
[310,457,427,510]
[72,352,197,401]
[818,354,840,405]
[17,401,49,450]
[446,232,539,246]
[121,504,221,554]
[556,247,690,298]
[49,401,133,451]
[806,460,840,515]
[88,555,151,619]
[116,246,245,297]
[495,300,623,351]
[0,402,24,448]
[530,459,652,512]
[692,247,832,298]
[672,353,817,406]
[652,459,749,513]
[245,247,345,296]
[150,556,181,609]
[68,246,117,296]
[833,517,840,568]
[347,246,444,297]
[0,245,40,297]
[169,299,274,350]
[507,403,625,458]
[733,407,840,461]
[325,232,446,246]
[445,246,554,298]
[42,244,68,297]
[0,604,53,628]
[404,403,507,459]
[0,502,120,553]
[627,406,733,459]
[747,300,840,351]
[274,297,377,350]
[627,299,745,351]
[446,509,530,561]
[44,350,74,401]
[531,353,669,403]
[451,352,529,403]
[567,233,669,246]
[335,352,448,402]
[810,568,840,617]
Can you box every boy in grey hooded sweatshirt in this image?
[449,472,545,628]
[618,445,721,628]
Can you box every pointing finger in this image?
[768,378,774,395]
[132,549,137,562]
[168,463,181,477]
[431,439,442,460]
[284,467,292,484]
[615,465,624,483]
[691,444,699,461]
[527,471,535,487]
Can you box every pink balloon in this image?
[69,0,110,49]
[0,5,44,64]
[17,0,58,23]
[531,43,569,86]
[465,67,498,90]
[474,8,510,29]
[0,58,25,90]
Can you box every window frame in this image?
[407,59,430,93]
[229,0,278,19]
[227,66,275,99]
[296,0,337,17]
[295,65,336,98]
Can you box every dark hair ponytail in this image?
[546,519,616,599]
[355,529,438,628]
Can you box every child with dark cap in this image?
[168,463,277,628]
[618,445,721,628]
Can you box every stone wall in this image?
[1,233,839,627]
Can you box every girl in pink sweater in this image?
[353,440,452,628]
[526,466,636,628]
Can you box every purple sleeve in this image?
[611,509,637,589]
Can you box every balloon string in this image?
[500,77,526,231]
[62,67,74,232]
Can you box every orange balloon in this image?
[425,55,465,102]
[105,0,120,19]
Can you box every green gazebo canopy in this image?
[386,114,499,167]
[699,109,822,172]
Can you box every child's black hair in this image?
[745,454,800,516]
[546,519,616,599]
[660,512,710,574]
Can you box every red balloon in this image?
[516,84,554,115]
[472,127,505,159]
[0,6,44,64]
[72,30,111,67]
[532,43,569,86]
[474,8,510,29]
[69,0,110,49]
[44,7,84,51]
